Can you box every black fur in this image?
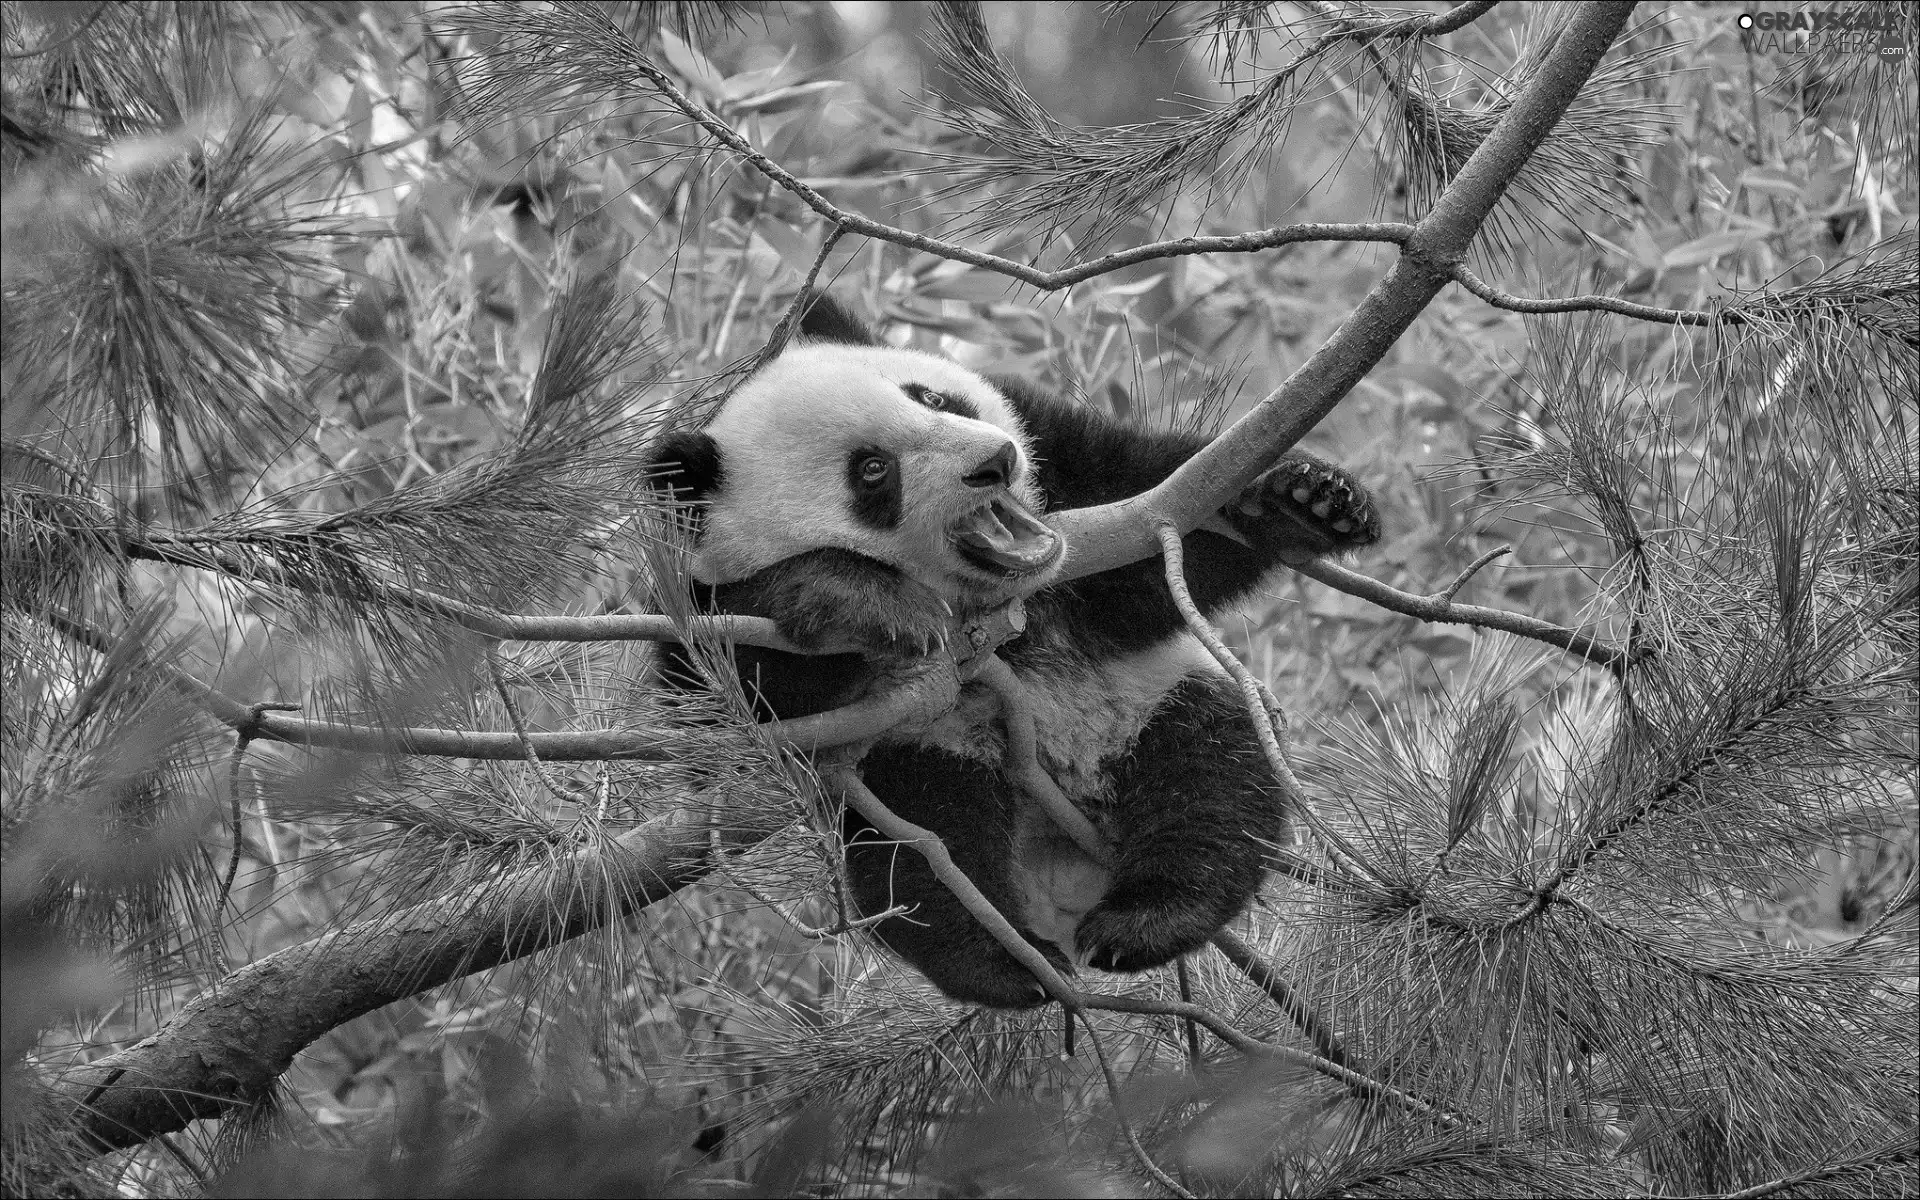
[798,293,874,345]
[649,298,1380,1007]
[655,548,950,721]
[848,746,1072,1008]
[1075,681,1281,971]
[845,447,902,529]
[846,677,1276,1005]
[650,430,722,536]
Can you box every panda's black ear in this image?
[647,430,722,505]
[798,292,876,346]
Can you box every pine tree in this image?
[3,3,1913,1196]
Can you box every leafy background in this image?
[2,2,1914,1196]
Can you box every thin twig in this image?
[826,767,1194,1197]
[485,642,583,805]
[705,826,910,939]
[43,609,960,761]
[617,40,1409,294]
[1451,263,1728,326]
[1154,523,1365,875]
[2,1,110,60]
[1080,992,1459,1125]
[218,702,301,919]
[1076,1013,1195,1198]
[121,534,826,652]
[757,223,846,369]
[1290,555,1634,674]
[1207,929,1351,1068]
[1176,957,1201,1067]
[1436,544,1511,605]
[973,655,1112,866]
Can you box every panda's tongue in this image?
[953,499,1059,576]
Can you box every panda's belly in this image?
[884,631,1225,800]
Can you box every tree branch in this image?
[122,533,823,653]
[1049,1,1642,583]
[1081,992,1459,1124]
[605,28,1411,291]
[1290,555,1635,674]
[1206,929,1352,1068]
[64,804,727,1153]
[1450,263,1727,325]
[44,610,965,759]
[825,766,1195,1199]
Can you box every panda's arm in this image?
[995,378,1379,655]
[716,547,953,655]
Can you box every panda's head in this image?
[649,296,1063,607]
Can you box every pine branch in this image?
[919,0,1506,243]
[1721,1136,1920,1200]
[60,803,727,1154]
[825,767,1197,1199]
[444,0,1413,289]
[118,530,819,653]
[1290,554,1634,674]
[1047,1,1645,583]
[41,609,965,760]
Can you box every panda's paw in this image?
[772,581,954,658]
[1228,453,1380,557]
[1075,895,1217,974]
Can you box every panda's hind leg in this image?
[846,746,1071,1008]
[1075,678,1284,973]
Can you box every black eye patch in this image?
[902,382,980,421]
[846,446,902,530]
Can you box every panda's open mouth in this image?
[949,498,1062,577]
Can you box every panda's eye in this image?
[903,382,979,420]
[903,382,947,411]
[857,455,892,489]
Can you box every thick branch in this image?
[1051,1,1642,583]
[64,806,726,1153]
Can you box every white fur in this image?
[693,344,1043,594]
[888,632,1226,800]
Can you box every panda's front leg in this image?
[1155,451,1380,624]
[1073,679,1284,974]
[1225,450,1381,562]
[719,547,955,656]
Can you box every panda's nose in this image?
[963,442,1016,489]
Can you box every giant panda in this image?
[648,295,1379,1008]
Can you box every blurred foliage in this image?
[2,1,1915,1197]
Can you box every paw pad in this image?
[1233,456,1379,553]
